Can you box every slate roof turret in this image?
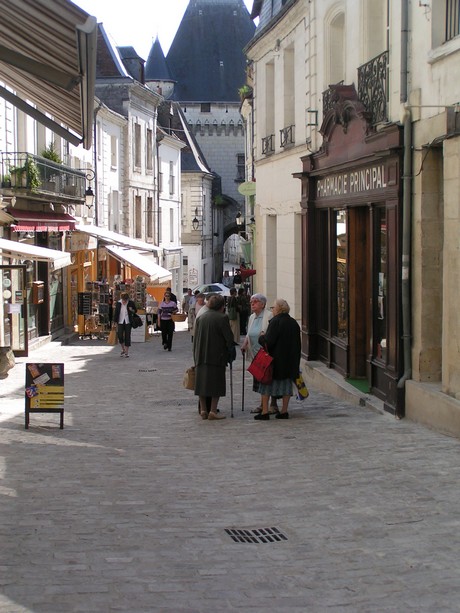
[166,0,255,103]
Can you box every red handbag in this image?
[248,347,273,384]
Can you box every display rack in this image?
[78,281,110,339]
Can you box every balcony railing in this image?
[1,152,86,200]
[357,50,389,124]
[322,81,344,115]
[261,134,275,155]
[280,124,295,148]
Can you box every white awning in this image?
[75,224,162,255]
[0,1,97,149]
[106,245,171,284]
[0,238,72,271]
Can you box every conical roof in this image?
[145,37,174,82]
[166,0,255,102]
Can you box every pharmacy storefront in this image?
[298,101,404,415]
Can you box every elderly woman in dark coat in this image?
[193,294,236,420]
[254,298,301,420]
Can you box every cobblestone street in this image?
[1,325,460,612]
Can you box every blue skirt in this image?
[258,378,293,397]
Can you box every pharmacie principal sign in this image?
[316,164,388,200]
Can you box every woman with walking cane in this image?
[193,294,236,420]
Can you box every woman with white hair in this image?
[254,298,301,420]
[241,293,279,413]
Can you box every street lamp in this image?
[76,168,95,209]
[192,207,200,231]
[235,211,244,227]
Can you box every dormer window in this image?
[201,103,211,113]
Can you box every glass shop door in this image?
[0,265,28,356]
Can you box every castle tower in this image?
[145,37,176,99]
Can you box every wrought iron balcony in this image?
[0,152,86,200]
[322,81,344,115]
[280,124,295,148]
[261,134,275,155]
[357,50,389,124]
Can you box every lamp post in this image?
[192,207,200,231]
[76,168,95,209]
[235,211,244,228]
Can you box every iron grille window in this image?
[280,125,295,148]
[446,0,460,41]
[262,134,275,155]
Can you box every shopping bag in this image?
[293,371,309,401]
[132,313,143,329]
[107,328,117,346]
[183,366,196,390]
[247,348,273,385]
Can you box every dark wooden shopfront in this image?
[298,92,404,415]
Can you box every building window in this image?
[169,161,175,196]
[135,195,142,238]
[110,135,118,168]
[146,128,153,171]
[170,208,174,242]
[147,197,153,239]
[446,0,460,40]
[328,12,345,85]
[134,122,141,168]
[236,154,245,182]
[201,103,211,113]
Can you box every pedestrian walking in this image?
[158,291,178,351]
[237,287,250,335]
[113,291,137,358]
[182,288,193,330]
[193,294,236,420]
[254,298,301,421]
[227,287,240,343]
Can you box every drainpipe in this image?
[397,1,412,412]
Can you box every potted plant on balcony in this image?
[24,157,41,191]
[9,164,27,188]
[41,142,62,164]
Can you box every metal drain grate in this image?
[225,527,288,543]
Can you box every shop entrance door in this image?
[0,265,28,356]
[347,207,370,379]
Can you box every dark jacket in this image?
[114,299,137,325]
[259,312,301,381]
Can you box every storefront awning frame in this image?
[0,0,97,149]
[0,237,72,271]
[75,224,162,256]
[106,245,171,284]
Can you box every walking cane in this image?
[241,350,245,412]
[230,361,234,418]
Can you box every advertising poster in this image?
[25,363,64,410]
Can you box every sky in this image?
[74,0,255,60]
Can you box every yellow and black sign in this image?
[25,363,64,429]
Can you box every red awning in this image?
[240,268,256,280]
[7,209,76,232]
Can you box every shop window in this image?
[375,207,387,361]
[335,209,348,339]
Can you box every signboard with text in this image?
[25,363,64,429]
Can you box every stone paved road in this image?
[1,325,460,612]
